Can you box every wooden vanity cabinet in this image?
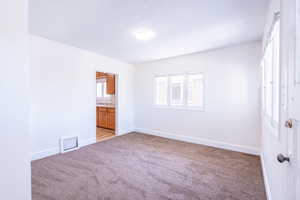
[96,107,100,127]
[106,75,115,95]
[96,107,115,130]
[96,72,106,79]
[98,107,108,128]
[107,108,115,129]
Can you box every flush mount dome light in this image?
[132,27,156,41]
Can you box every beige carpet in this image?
[32,133,266,200]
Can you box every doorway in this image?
[96,71,116,142]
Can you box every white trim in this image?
[261,154,273,200]
[153,105,205,112]
[134,128,260,155]
[117,128,134,135]
[31,137,96,161]
[80,137,96,147]
[31,147,60,161]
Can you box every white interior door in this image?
[284,0,300,199]
[274,1,300,200]
[292,1,300,199]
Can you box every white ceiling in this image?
[29,0,269,64]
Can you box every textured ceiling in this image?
[30,0,269,63]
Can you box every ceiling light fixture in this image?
[132,27,156,41]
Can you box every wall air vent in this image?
[60,136,79,153]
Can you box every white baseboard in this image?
[117,128,134,136]
[31,147,60,161]
[31,137,96,161]
[134,128,260,155]
[80,137,96,147]
[260,154,272,200]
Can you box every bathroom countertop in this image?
[96,104,115,108]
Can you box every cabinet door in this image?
[107,109,115,130]
[98,108,108,128]
[96,107,100,127]
[106,75,115,94]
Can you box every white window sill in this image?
[153,105,205,112]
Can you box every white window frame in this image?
[261,15,280,137]
[154,75,169,106]
[169,74,185,106]
[96,79,110,98]
[153,72,205,111]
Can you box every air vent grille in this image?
[60,136,79,153]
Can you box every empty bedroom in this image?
[1,0,299,200]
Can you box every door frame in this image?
[95,69,119,135]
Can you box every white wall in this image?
[134,42,261,154]
[30,35,135,160]
[0,0,31,199]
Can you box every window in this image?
[261,19,280,126]
[154,73,204,109]
[187,74,204,107]
[155,76,168,105]
[272,20,280,123]
[264,44,273,117]
[170,75,184,106]
[97,79,110,98]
